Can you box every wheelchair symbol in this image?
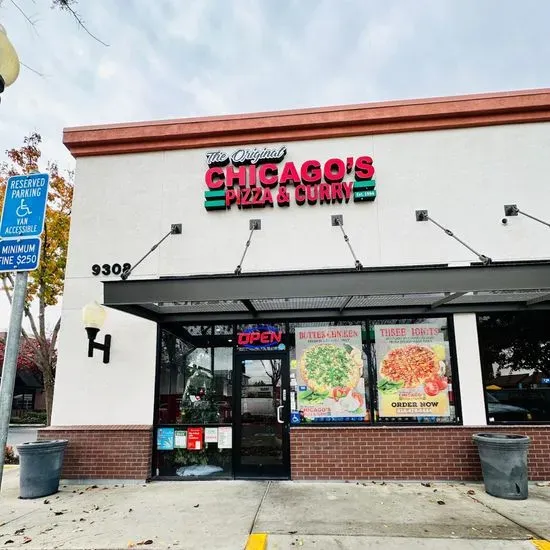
[16,199,32,217]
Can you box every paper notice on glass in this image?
[205,427,218,443]
[156,428,174,450]
[174,430,187,448]
[217,426,232,449]
[187,427,203,450]
[290,391,297,412]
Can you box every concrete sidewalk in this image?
[1,467,549,549]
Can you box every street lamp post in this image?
[0,23,20,99]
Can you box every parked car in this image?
[486,392,532,422]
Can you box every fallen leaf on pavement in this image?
[54,512,64,516]
[22,537,31,544]
[4,540,14,544]
[129,509,133,513]
[437,500,446,505]
[288,531,297,534]
[137,540,153,546]
[14,529,25,535]
[421,482,431,487]
[193,504,199,508]
[43,500,50,505]
[467,490,476,495]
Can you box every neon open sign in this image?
[237,325,283,350]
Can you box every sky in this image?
[1,0,550,332]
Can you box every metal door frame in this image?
[232,351,291,479]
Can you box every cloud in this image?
[1,0,550,169]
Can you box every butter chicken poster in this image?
[294,326,367,421]
[374,324,450,418]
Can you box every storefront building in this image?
[40,89,550,482]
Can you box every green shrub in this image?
[4,445,18,465]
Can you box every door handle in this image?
[276,405,284,424]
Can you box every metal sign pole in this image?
[0,271,29,489]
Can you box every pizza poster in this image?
[293,325,367,422]
[374,324,450,418]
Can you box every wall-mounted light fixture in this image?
[82,301,111,364]
[0,24,20,102]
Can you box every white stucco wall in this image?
[52,121,550,426]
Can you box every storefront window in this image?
[155,326,234,478]
[370,318,459,424]
[477,312,550,423]
[288,321,371,423]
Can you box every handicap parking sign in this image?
[0,173,49,239]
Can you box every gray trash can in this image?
[16,440,68,499]
[472,433,530,500]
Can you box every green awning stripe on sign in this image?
[204,200,226,210]
[205,190,227,199]
[353,180,376,190]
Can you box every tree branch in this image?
[53,0,109,47]
[9,0,40,33]
[50,317,61,351]
[1,275,14,305]
[20,61,46,78]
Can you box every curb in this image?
[245,533,267,550]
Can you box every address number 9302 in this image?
[92,263,131,276]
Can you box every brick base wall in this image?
[38,425,153,480]
[290,426,550,481]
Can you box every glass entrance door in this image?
[234,354,290,479]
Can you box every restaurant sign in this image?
[203,146,376,210]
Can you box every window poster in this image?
[157,427,175,450]
[174,430,187,448]
[205,427,218,443]
[217,426,232,449]
[292,325,367,422]
[374,324,450,418]
[187,427,204,450]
